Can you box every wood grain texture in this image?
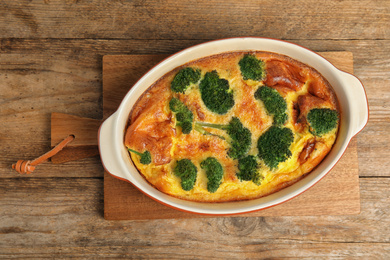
[102,54,169,119]
[1,244,389,259]
[0,1,389,40]
[51,113,102,147]
[50,146,100,164]
[319,52,354,73]
[0,177,388,258]
[102,52,359,220]
[50,113,101,163]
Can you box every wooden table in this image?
[1,1,389,258]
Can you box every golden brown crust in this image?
[124,51,339,202]
[264,58,307,91]
[124,79,176,165]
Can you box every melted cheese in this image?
[125,51,339,202]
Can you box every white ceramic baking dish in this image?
[98,37,368,215]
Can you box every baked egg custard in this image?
[124,51,339,202]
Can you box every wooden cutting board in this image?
[51,52,360,220]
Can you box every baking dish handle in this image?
[98,112,128,180]
[339,71,369,136]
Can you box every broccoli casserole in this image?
[124,51,339,202]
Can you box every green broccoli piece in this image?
[128,149,152,165]
[307,108,339,136]
[238,54,266,81]
[237,155,263,185]
[196,117,251,159]
[173,159,198,191]
[255,86,288,125]
[169,98,194,134]
[199,70,235,115]
[194,124,225,139]
[200,157,224,193]
[171,67,201,93]
[257,126,294,170]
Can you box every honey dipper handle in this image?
[12,135,75,174]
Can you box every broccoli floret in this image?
[173,159,198,191]
[199,70,235,115]
[255,86,288,125]
[200,157,224,193]
[257,126,294,170]
[128,149,152,165]
[169,98,193,134]
[307,108,339,136]
[237,155,263,185]
[196,117,251,159]
[238,54,266,81]
[171,67,201,93]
